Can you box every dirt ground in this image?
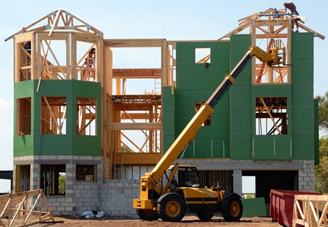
[32,216,283,227]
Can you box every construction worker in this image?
[83,48,96,80]
[284,2,300,32]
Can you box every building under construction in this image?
[7,8,324,216]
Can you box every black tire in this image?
[221,195,243,222]
[196,210,214,221]
[157,194,185,222]
[136,209,159,221]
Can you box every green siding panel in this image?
[292,85,313,109]
[293,109,314,135]
[293,135,314,159]
[291,33,314,60]
[165,33,316,162]
[242,198,267,217]
[253,136,291,160]
[230,35,252,85]
[230,34,252,159]
[230,135,252,160]
[252,85,291,97]
[231,85,251,111]
[291,32,315,160]
[14,80,101,157]
[231,111,251,135]
[176,42,230,67]
[14,135,34,156]
[35,135,72,156]
[291,59,313,85]
[174,41,230,159]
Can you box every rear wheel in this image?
[136,209,159,221]
[221,195,243,222]
[157,194,185,222]
[196,210,214,221]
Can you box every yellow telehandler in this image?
[133,45,286,222]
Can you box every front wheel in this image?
[157,194,185,222]
[136,209,159,221]
[221,195,243,222]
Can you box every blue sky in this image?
[0,0,327,191]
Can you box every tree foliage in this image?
[315,138,328,193]
[317,92,328,130]
[58,173,66,194]
[315,93,328,192]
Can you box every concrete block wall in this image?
[13,156,316,218]
[298,160,315,192]
[101,179,139,219]
[49,179,139,218]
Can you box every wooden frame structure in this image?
[9,9,103,85]
[217,8,325,139]
[293,194,328,227]
[219,8,324,85]
[103,39,171,178]
[8,8,325,181]
[0,190,54,227]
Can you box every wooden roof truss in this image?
[6,9,102,41]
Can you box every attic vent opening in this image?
[195,48,211,64]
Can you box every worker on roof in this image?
[284,2,300,32]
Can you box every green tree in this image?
[58,173,66,194]
[315,93,328,192]
[315,138,328,193]
[317,92,328,130]
[121,145,132,153]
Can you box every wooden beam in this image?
[104,39,165,47]
[113,68,161,79]
[121,112,151,119]
[114,153,161,165]
[298,23,325,40]
[107,122,162,130]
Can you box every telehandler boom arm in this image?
[151,46,284,180]
[134,45,285,210]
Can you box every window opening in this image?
[40,96,66,134]
[254,39,289,84]
[76,165,96,181]
[242,176,256,198]
[77,98,97,136]
[39,39,67,80]
[17,98,31,135]
[18,41,32,81]
[76,42,96,81]
[255,97,287,135]
[195,48,211,64]
[40,164,66,196]
[18,165,30,192]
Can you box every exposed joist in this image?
[107,123,162,130]
[104,39,165,47]
[113,68,161,79]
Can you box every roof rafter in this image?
[5,9,102,41]
[218,8,325,40]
